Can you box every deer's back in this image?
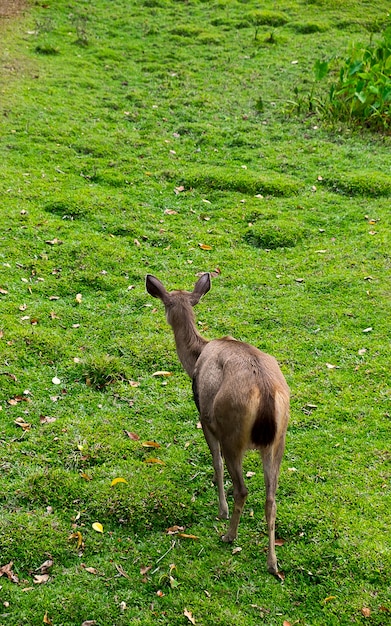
[193,338,289,448]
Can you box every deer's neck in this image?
[170,309,207,377]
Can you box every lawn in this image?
[0,1,390,625]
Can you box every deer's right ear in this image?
[145,275,169,302]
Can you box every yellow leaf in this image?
[323,596,336,604]
[75,293,83,303]
[178,533,199,540]
[198,243,212,250]
[111,477,128,486]
[142,441,161,448]
[144,457,165,465]
[152,371,172,377]
[92,522,104,533]
[43,612,53,625]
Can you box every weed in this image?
[81,354,128,389]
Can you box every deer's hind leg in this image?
[201,421,229,519]
[261,432,286,575]
[220,442,248,542]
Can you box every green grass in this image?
[0,1,390,625]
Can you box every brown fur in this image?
[145,273,290,575]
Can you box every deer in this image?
[145,272,290,575]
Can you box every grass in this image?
[0,0,390,625]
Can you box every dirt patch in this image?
[0,0,27,18]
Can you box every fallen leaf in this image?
[40,415,56,424]
[80,472,92,481]
[142,441,161,448]
[174,185,185,194]
[125,430,140,440]
[81,622,96,626]
[323,596,336,603]
[69,531,84,550]
[45,238,62,245]
[83,567,99,575]
[164,208,178,215]
[152,371,172,377]
[75,293,82,304]
[43,612,53,625]
[114,563,130,579]
[232,546,242,554]
[111,477,128,486]
[0,561,19,583]
[19,303,28,311]
[295,277,304,283]
[198,243,212,250]
[49,295,60,300]
[35,559,53,574]
[246,471,256,478]
[361,607,371,618]
[283,621,291,626]
[140,565,151,575]
[166,525,185,535]
[178,533,199,540]
[275,538,285,546]
[33,574,50,584]
[14,417,31,430]
[0,330,3,339]
[156,589,165,597]
[0,287,8,295]
[52,376,61,385]
[0,372,17,382]
[92,522,104,533]
[144,458,165,465]
[363,327,373,333]
[326,363,339,369]
[184,608,196,624]
[129,380,140,387]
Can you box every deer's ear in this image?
[146,275,169,302]
[191,272,211,305]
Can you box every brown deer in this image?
[145,273,289,575]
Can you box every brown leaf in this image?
[0,288,8,295]
[35,559,53,574]
[40,415,57,424]
[0,330,4,339]
[283,622,291,626]
[164,208,178,215]
[140,565,151,576]
[142,441,161,448]
[81,622,96,626]
[275,538,285,546]
[198,243,212,250]
[125,430,140,440]
[0,372,17,382]
[114,563,130,579]
[0,561,19,583]
[178,533,199,540]
[166,525,185,535]
[14,417,31,430]
[174,185,185,194]
[33,574,50,584]
[156,589,165,597]
[43,612,53,625]
[361,607,371,618]
[84,567,99,575]
[184,608,196,624]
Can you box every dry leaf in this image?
[232,547,242,554]
[92,522,104,533]
[33,574,50,584]
[80,472,92,481]
[81,622,96,626]
[52,376,61,385]
[19,303,27,311]
[275,538,285,546]
[14,417,31,430]
[114,563,130,579]
[45,238,62,245]
[75,293,82,304]
[184,608,196,624]
[125,430,140,440]
[35,559,53,574]
[326,363,339,369]
[111,477,128,486]
[0,561,19,583]
[283,621,291,626]
[363,327,373,333]
[142,441,161,448]
[69,531,84,550]
[152,371,172,377]
[178,533,199,540]
[164,208,178,215]
[156,589,165,597]
[144,458,165,465]
[140,565,151,575]
[166,525,185,535]
[323,596,336,603]
[0,288,8,295]
[174,185,185,194]
[361,607,371,618]
[198,243,212,250]
[43,612,53,625]
[84,567,98,575]
[129,380,140,387]
[40,415,56,424]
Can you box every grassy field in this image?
[0,1,390,624]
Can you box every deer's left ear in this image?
[191,272,211,305]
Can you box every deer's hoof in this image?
[218,509,229,520]
[221,532,235,543]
